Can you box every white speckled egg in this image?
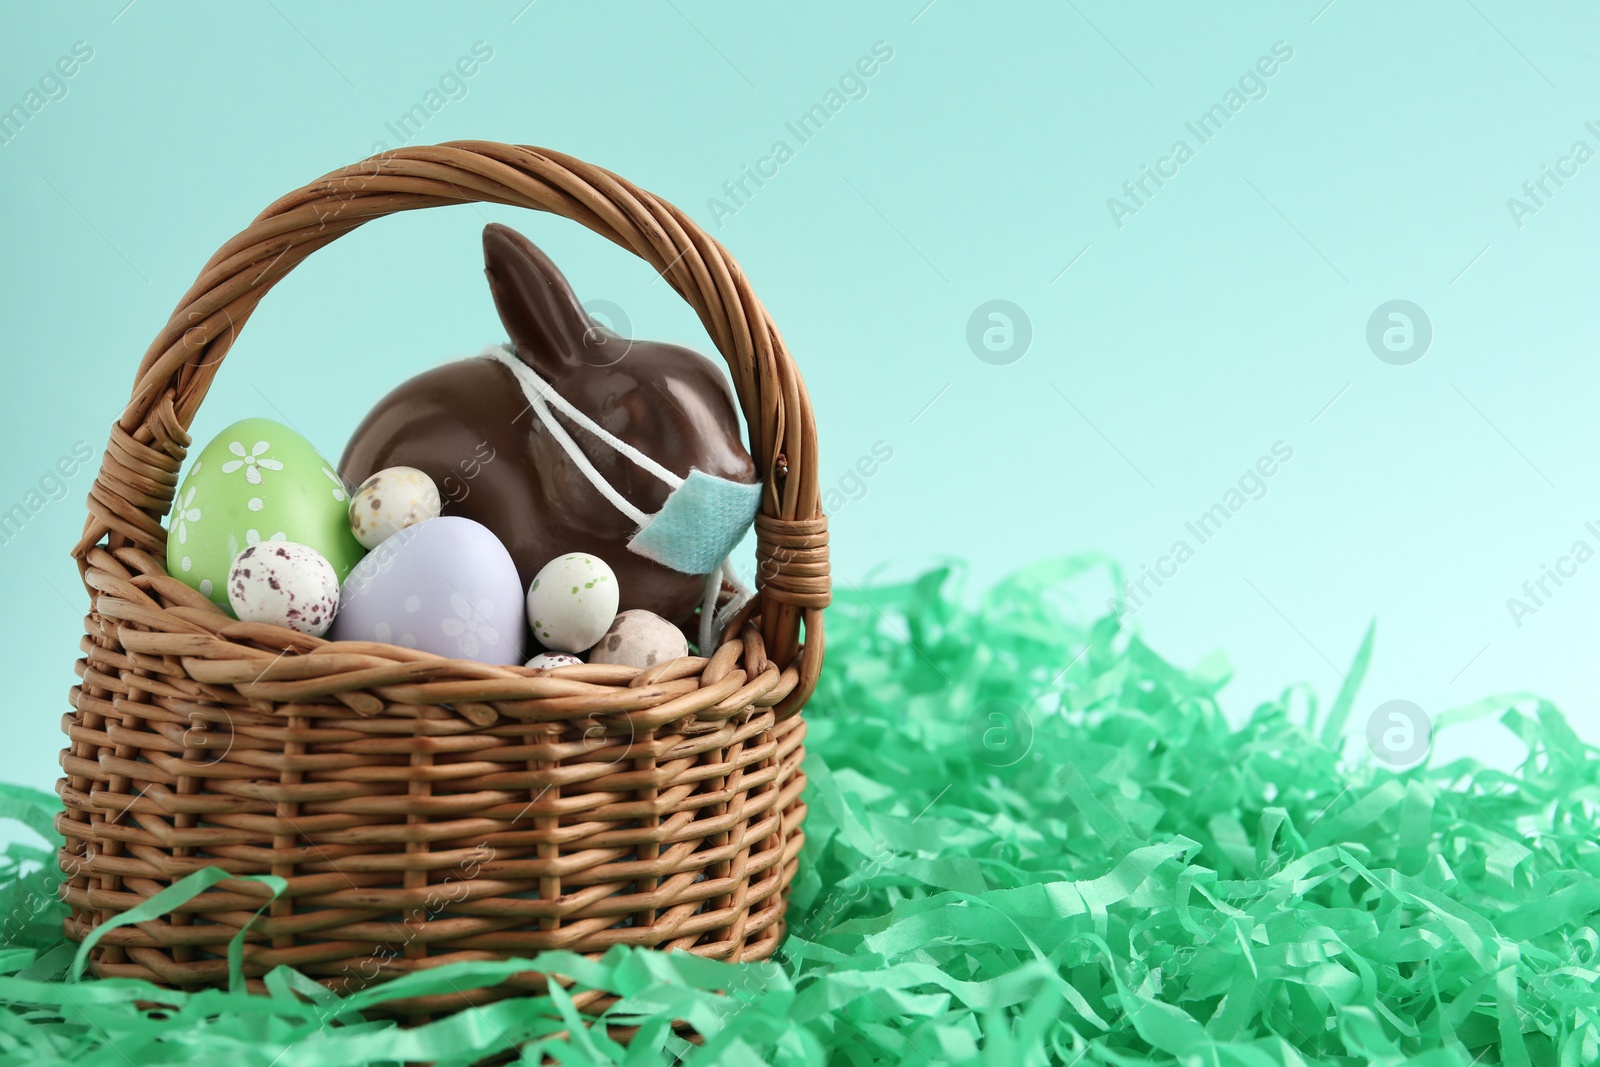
[348,466,442,550]
[227,541,340,636]
[525,553,619,653]
[587,609,689,669]
[525,651,583,670]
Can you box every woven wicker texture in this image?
[58,142,827,1011]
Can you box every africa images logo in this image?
[1106,41,1295,229]
[1504,118,1600,230]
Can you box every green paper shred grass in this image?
[3,557,1599,1065]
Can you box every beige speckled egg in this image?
[587,609,688,669]
[348,466,442,550]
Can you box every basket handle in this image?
[75,141,829,715]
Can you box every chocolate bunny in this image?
[339,223,758,626]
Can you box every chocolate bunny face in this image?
[338,223,757,625]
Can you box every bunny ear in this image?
[483,223,593,374]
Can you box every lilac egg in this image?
[330,516,525,665]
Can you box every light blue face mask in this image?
[487,346,759,648]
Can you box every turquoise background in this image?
[1,1,1597,800]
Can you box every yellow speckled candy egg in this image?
[348,466,442,549]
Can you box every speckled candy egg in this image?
[330,516,524,665]
[525,553,619,653]
[525,651,582,670]
[227,541,340,636]
[587,609,689,669]
[167,418,365,612]
[348,466,442,550]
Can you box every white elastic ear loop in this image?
[488,346,683,492]
[697,559,756,653]
[696,569,721,654]
[519,376,650,526]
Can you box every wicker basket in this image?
[57,141,828,1013]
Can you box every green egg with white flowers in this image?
[166,418,366,613]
